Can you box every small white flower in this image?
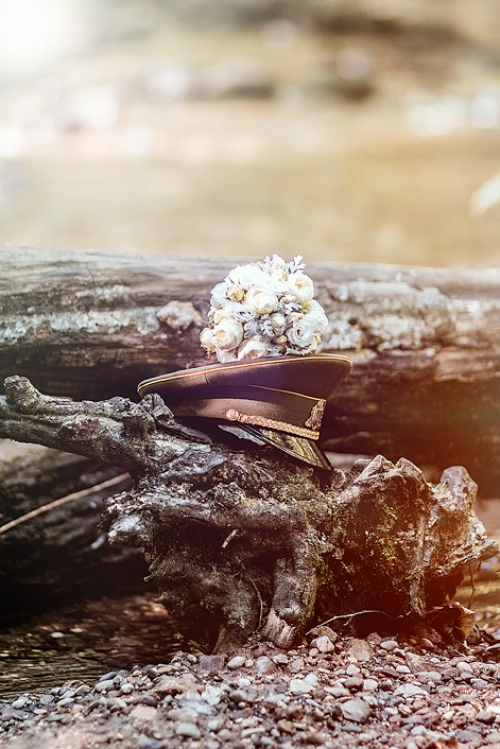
[229,263,266,290]
[288,271,314,304]
[210,281,229,308]
[200,327,216,353]
[214,301,254,324]
[217,348,239,363]
[213,318,244,351]
[226,283,245,302]
[270,312,286,332]
[287,318,316,349]
[237,335,270,360]
[245,286,278,316]
[303,300,329,334]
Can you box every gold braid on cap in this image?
[225,408,321,440]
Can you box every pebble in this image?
[227,656,246,671]
[4,633,500,749]
[176,722,201,739]
[340,697,372,723]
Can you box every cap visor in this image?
[235,424,332,470]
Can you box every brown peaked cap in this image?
[137,354,352,469]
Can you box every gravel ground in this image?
[3,627,500,749]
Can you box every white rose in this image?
[213,318,244,351]
[269,277,289,295]
[303,300,329,334]
[229,263,266,291]
[216,348,238,363]
[270,312,286,332]
[200,327,216,353]
[210,281,229,308]
[288,271,314,305]
[287,318,316,349]
[245,286,278,315]
[237,335,270,360]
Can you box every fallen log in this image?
[1,247,499,494]
[0,376,495,651]
[0,441,145,622]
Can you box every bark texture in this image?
[1,247,499,494]
[0,376,495,651]
[0,441,145,621]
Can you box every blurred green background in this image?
[1,0,500,266]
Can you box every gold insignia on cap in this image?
[305,399,326,432]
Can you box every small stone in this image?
[208,717,224,732]
[310,635,335,653]
[477,710,496,724]
[277,719,295,734]
[198,655,225,675]
[303,731,327,746]
[289,679,314,695]
[394,684,428,697]
[346,664,361,676]
[308,626,338,643]
[137,737,164,749]
[346,639,374,662]
[396,665,412,674]
[227,656,246,671]
[153,675,194,696]
[345,677,364,691]
[11,699,27,710]
[176,722,201,739]
[363,679,378,692]
[169,707,199,723]
[99,671,118,682]
[273,654,289,665]
[289,658,306,673]
[130,705,157,724]
[256,656,276,676]
[379,640,398,651]
[340,697,372,723]
[95,680,115,693]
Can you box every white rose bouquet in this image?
[200,255,329,362]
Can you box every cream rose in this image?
[287,318,316,349]
[210,281,229,308]
[213,318,244,351]
[226,283,245,302]
[303,300,329,334]
[245,286,278,316]
[228,263,266,291]
[237,335,269,360]
[200,327,216,353]
[288,271,314,304]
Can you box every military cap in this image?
[138,353,351,469]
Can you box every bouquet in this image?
[200,255,329,362]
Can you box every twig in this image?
[0,473,131,536]
[306,609,399,635]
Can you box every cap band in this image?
[225,409,320,440]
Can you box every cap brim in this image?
[234,423,333,470]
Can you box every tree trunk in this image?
[1,247,499,495]
[0,375,496,651]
